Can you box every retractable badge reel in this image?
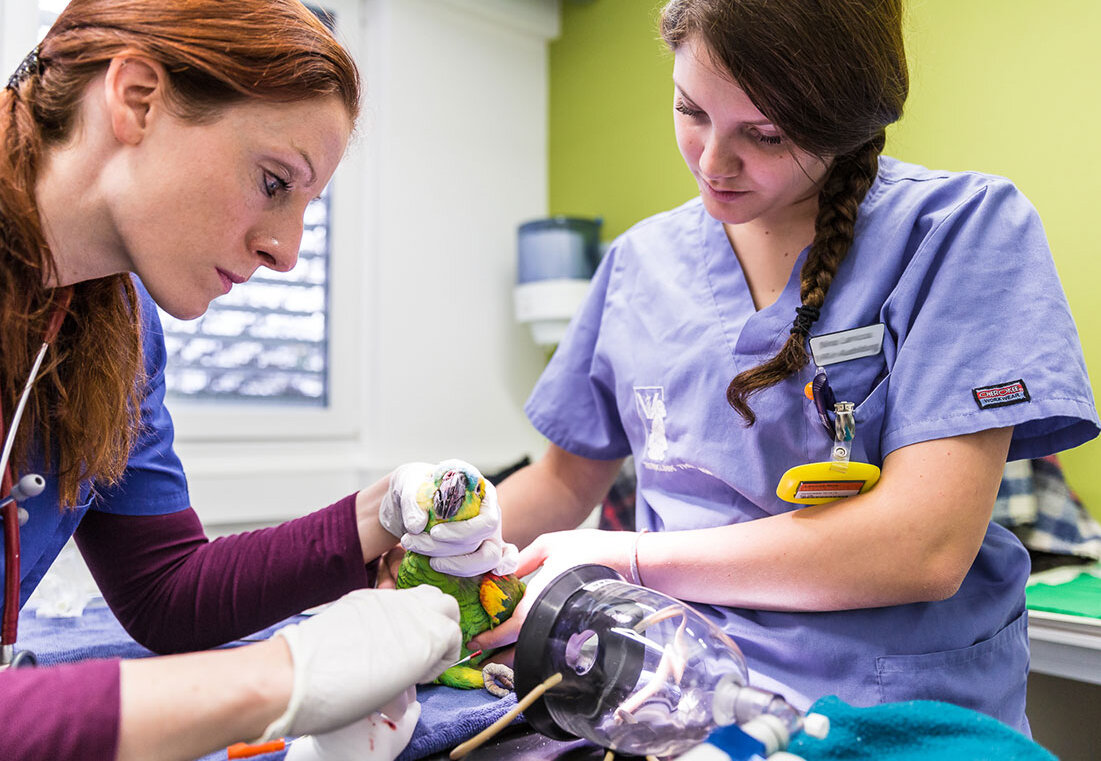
[776,367,880,505]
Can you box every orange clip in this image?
[227,739,286,759]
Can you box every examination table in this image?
[19,600,1064,761]
[17,599,596,761]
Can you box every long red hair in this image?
[1,0,359,506]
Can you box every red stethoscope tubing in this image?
[1,436,18,649]
[1,291,72,652]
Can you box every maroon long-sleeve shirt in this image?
[0,493,374,760]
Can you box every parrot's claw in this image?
[482,663,515,697]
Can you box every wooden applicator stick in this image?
[449,672,564,759]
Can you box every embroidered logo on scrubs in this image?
[634,386,669,462]
[972,379,1030,410]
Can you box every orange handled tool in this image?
[227,739,286,759]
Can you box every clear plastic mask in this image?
[515,565,803,757]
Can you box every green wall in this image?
[549,0,1101,519]
[549,0,692,236]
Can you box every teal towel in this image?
[788,696,1057,761]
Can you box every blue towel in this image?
[396,685,519,761]
[788,695,1058,761]
[18,599,156,663]
[21,598,296,664]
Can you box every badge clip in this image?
[830,401,855,473]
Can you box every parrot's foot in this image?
[482,663,514,698]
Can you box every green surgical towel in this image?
[788,696,1057,761]
[1026,568,1101,618]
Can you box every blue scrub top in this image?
[1,280,191,612]
[525,157,1100,729]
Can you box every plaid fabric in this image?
[993,456,1101,561]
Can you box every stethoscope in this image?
[0,290,71,669]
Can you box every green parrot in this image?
[395,462,525,691]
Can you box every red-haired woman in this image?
[0,2,510,759]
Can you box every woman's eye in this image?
[263,172,290,198]
[675,101,703,119]
[750,129,783,146]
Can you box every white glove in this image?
[260,586,460,742]
[379,459,518,577]
[284,687,421,761]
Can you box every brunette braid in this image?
[726,131,886,424]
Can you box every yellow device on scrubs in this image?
[776,372,881,505]
[776,460,881,504]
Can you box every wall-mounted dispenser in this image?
[514,217,602,348]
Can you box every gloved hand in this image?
[259,585,460,742]
[379,459,518,577]
[284,687,421,761]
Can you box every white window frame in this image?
[171,0,368,443]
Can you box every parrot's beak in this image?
[433,469,467,520]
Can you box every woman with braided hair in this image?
[472,0,1099,731]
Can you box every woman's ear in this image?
[103,55,166,145]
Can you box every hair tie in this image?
[790,304,820,337]
[6,46,43,93]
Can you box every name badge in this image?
[808,323,885,367]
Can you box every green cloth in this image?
[1026,570,1101,618]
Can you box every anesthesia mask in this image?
[513,565,828,758]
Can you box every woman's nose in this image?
[251,221,303,273]
[699,135,741,180]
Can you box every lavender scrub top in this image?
[0,279,191,615]
[524,157,1100,731]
